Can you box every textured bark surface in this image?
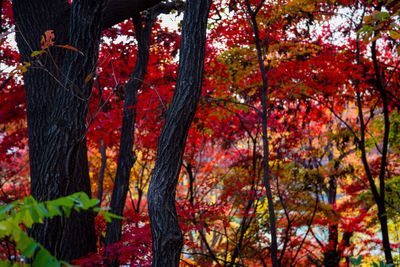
[13,0,70,201]
[13,0,107,261]
[147,0,212,266]
[104,14,153,266]
[13,0,164,262]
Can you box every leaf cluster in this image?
[0,192,121,267]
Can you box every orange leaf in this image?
[84,72,94,83]
[40,30,55,49]
[56,44,84,55]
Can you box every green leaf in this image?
[83,198,98,209]
[382,11,390,19]
[22,243,38,258]
[33,249,52,267]
[35,203,49,218]
[0,203,16,218]
[63,206,72,217]
[22,209,34,228]
[0,193,104,267]
[49,197,73,207]
[101,211,123,223]
[28,206,40,223]
[23,196,37,205]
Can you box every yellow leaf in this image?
[21,62,31,73]
[31,50,45,57]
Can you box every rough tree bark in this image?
[103,13,153,267]
[147,0,212,266]
[104,3,185,266]
[13,0,102,260]
[12,0,162,262]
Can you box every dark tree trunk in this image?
[34,0,107,261]
[12,0,164,262]
[323,159,353,267]
[353,15,393,262]
[243,1,279,266]
[13,0,70,202]
[13,0,108,261]
[371,38,393,264]
[104,3,184,265]
[147,0,212,266]
[104,14,153,266]
[323,225,340,267]
[13,0,79,260]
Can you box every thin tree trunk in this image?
[97,140,107,206]
[104,13,153,266]
[371,38,393,264]
[353,19,393,263]
[147,0,211,265]
[243,1,278,266]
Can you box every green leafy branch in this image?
[0,192,121,266]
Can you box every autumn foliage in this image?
[1,0,400,265]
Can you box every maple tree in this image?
[1,0,400,266]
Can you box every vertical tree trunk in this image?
[104,14,153,266]
[243,1,279,266]
[147,0,212,266]
[371,39,393,264]
[354,16,393,262]
[12,0,166,262]
[13,0,70,203]
[13,0,107,261]
[36,0,107,260]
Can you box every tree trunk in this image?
[13,0,108,261]
[371,38,393,264]
[104,14,153,266]
[243,1,279,266]
[13,0,165,261]
[147,0,212,266]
